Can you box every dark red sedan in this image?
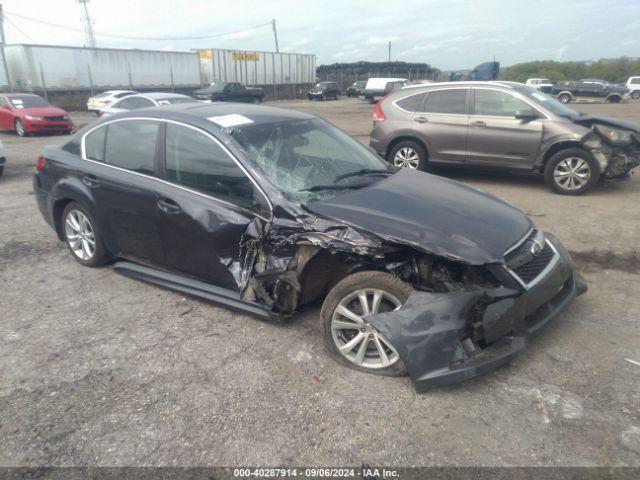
[0,94,73,136]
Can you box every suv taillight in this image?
[373,102,385,121]
[36,155,46,170]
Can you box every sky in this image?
[2,0,638,70]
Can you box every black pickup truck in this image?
[193,82,264,103]
[551,79,629,104]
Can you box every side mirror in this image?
[515,112,540,121]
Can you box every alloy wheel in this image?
[64,209,96,261]
[393,147,420,169]
[553,157,591,191]
[15,120,25,136]
[331,288,402,369]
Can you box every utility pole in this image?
[271,18,279,53]
[77,0,96,48]
[0,3,11,91]
[388,41,391,62]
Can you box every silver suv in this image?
[369,81,640,195]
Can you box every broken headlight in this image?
[581,132,602,149]
[594,125,633,147]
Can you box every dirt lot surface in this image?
[1,98,639,467]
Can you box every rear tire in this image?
[0,166,4,177]
[632,91,640,100]
[388,140,427,170]
[320,271,413,377]
[544,148,600,195]
[606,95,621,104]
[558,92,572,104]
[61,202,109,267]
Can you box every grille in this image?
[505,230,556,286]
[511,243,555,284]
[45,116,66,121]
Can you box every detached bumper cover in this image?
[368,234,587,392]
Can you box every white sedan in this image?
[86,90,137,114]
[98,92,200,117]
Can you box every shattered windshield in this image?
[515,85,579,118]
[230,118,392,204]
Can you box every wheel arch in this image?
[538,140,586,171]
[385,135,430,161]
[50,180,100,241]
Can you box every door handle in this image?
[471,120,487,128]
[414,116,429,123]
[82,174,101,188]
[157,198,182,214]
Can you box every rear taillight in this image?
[36,155,46,170]
[373,102,385,121]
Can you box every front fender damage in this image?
[579,124,640,179]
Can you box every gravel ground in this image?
[0,98,639,467]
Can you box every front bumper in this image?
[24,120,73,133]
[368,234,587,392]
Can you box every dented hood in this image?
[307,169,532,265]
[571,115,640,133]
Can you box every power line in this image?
[4,10,272,42]
[4,14,35,43]
[77,0,96,48]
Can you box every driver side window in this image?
[474,89,536,117]
[164,123,259,210]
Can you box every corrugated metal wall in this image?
[4,44,201,91]
[198,49,315,85]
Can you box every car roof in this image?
[104,102,315,126]
[3,93,41,97]
[138,92,192,99]
[400,81,523,91]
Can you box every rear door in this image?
[411,88,469,164]
[155,121,271,290]
[465,88,543,167]
[82,119,166,265]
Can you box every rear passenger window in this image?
[396,92,427,112]
[424,89,467,114]
[105,120,159,175]
[165,123,256,208]
[85,126,106,161]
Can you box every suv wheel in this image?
[632,91,640,100]
[544,148,600,195]
[388,141,426,170]
[558,92,572,104]
[62,202,108,266]
[320,271,412,376]
[607,95,621,103]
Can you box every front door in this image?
[155,121,270,290]
[82,119,166,265]
[411,88,469,164]
[0,96,14,130]
[465,88,543,167]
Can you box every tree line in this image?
[502,58,639,84]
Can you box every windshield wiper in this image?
[334,168,393,183]
[299,183,370,193]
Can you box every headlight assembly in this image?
[594,125,633,146]
[25,115,43,121]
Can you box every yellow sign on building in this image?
[198,50,212,60]
[232,52,259,62]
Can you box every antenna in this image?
[77,0,96,48]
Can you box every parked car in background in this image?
[308,81,341,100]
[346,81,367,97]
[362,78,409,103]
[525,78,553,93]
[33,103,586,391]
[0,94,73,137]
[369,81,640,195]
[99,92,199,117]
[193,82,264,103]
[551,79,629,104]
[86,90,137,114]
[626,76,640,99]
[0,139,5,177]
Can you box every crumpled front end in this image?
[367,233,587,392]
[578,121,640,179]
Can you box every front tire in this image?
[558,92,572,104]
[320,271,413,376]
[61,202,109,267]
[544,148,600,195]
[388,140,427,170]
[15,119,26,137]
